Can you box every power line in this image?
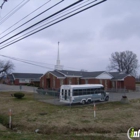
[0,0,83,44]
[0,0,30,25]
[20,0,98,40]
[0,0,93,46]
[0,0,95,46]
[0,0,62,39]
[0,0,89,37]
[0,0,28,22]
[0,54,79,70]
[0,0,8,9]
[0,54,54,69]
[0,0,51,36]
[0,0,107,50]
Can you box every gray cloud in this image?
[0,0,140,75]
[101,14,140,40]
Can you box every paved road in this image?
[1,84,140,105]
[38,91,140,105]
[0,84,37,92]
[109,92,140,101]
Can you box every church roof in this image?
[58,70,104,78]
[49,71,65,78]
[109,72,130,80]
[45,70,133,81]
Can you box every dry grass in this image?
[0,91,140,140]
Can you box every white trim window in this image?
[85,79,88,84]
[60,79,63,86]
[53,76,55,88]
[69,78,72,85]
[42,79,44,87]
[112,81,115,88]
[77,78,79,84]
[105,80,107,88]
[100,79,102,84]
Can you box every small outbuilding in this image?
[6,73,43,86]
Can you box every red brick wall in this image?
[88,79,100,84]
[40,75,47,88]
[79,79,112,89]
[14,79,19,85]
[124,76,135,90]
[40,73,118,90]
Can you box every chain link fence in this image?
[106,88,127,93]
[33,89,63,105]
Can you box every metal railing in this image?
[106,88,127,93]
[34,89,59,101]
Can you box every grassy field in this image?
[0,92,140,140]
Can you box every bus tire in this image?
[87,99,91,104]
[81,100,86,105]
[105,96,109,101]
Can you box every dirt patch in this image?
[0,124,7,131]
[0,92,140,140]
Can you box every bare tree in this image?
[108,50,139,75]
[0,60,14,79]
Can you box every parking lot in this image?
[1,84,140,105]
[0,84,37,92]
[35,91,140,106]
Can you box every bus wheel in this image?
[87,100,91,104]
[81,100,86,105]
[105,96,109,101]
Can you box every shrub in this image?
[14,92,25,99]
[0,114,8,126]
[122,96,127,98]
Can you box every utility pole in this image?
[0,0,8,9]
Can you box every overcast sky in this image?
[0,0,139,74]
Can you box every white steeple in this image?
[57,42,60,65]
[55,42,63,70]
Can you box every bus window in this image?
[73,89,77,96]
[83,89,87,95]
[73,90,75,96]
[62,89,64,95]
[91,88,95,94]
[68,90,70,96]
[65,90,67,94]
[95,90,100,94]
[79,89,82,95]
[101,87,104,90]
[87,89,91,95]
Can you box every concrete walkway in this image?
[0,84,37,92]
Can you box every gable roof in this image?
[12,73,43,80]
[58,70,105,78]
[109,72,130,80]
[7,74,14,81]
[58,70,83,77]
[42,70,134,81]
[82,71,105,78]
[49,71,65,78]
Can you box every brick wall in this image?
[14,79,19,85]
[40,72,135,91]
[124,76,135,90]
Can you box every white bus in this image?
[60,84,109,104]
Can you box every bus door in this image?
[91,89,98,101]
[95,90,101,100]
[64,90,67,100]
[67,89,71,101]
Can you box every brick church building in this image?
[40,43,135,91]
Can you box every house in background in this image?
[5,73,43,86]
[5,74,14,84]
[109,72,135,90]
